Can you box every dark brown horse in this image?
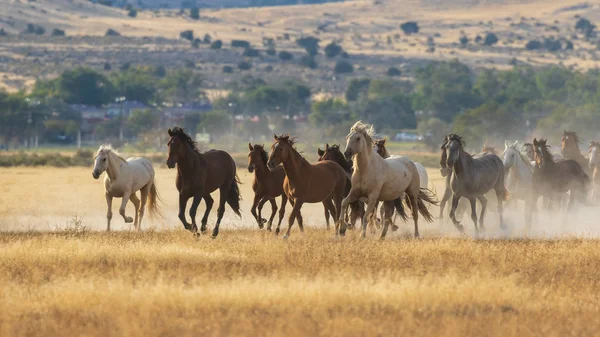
[166,127,241,237]
[267,134,346,238]
[561,130,591,176]
[317,144,365,230]
[248,143,287,234]
[527,138,589,225]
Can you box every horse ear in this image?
[533,138,538,146]
[273,133,278,141]
[248,143,253,151]
[168,128,173,136]
[504,140,510,147]
[326,143,330,150]
[382,138,387,144]
[513,140,519,147]
[317,148,324,157]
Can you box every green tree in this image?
[417,117,450,150]
[111,66,158,104]
[296,36,320,56]
[127,109,162,136]
[159,70,205,103]
[197,110,231,140]
[57,68,116,106]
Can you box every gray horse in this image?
[441,134,508,235]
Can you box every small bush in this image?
[266,48,276,56]
[190,8,200,20]
[105,29,120,37]
[203,34,211,44]
[210,40,223,49]
[154,65,166,77]
[278,50,293,61]
[299,54,317,69]
[180,30,193,41]
[103,62,112,71]
[386,67,401,76]
[324,42,343,58]
[400,22,419,34]
[543,38,561,52]
[223,65,234,73]
[231,40,250,48]
[243,47,260,57]
[128,9,137,18]
[26,24,45,35]
[525,40,542,50]
[296,36,320,56]
[575,18,595,32]
[459,35,468,45]
[120,62,131,71]
[264,65,273,72]
[475,35,482,43]
[192,38,201,48]
[565,40,574,50]
[51,28,65,37]
[184,60,195,68]
[341,51,350,58]
[334,60,353,74]
[238,61,252,70]
[483,32,498,46]
[0,29,6,37]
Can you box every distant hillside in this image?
[98,0,344,9]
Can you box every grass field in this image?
[1,166,600,336]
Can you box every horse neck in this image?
[178,144,203,177]
[562,143,581,158]
[512,150,532,179]
[253,159,269,182]
[106,151,123,181]
[354,143,374,174]
[453,149,473,177]
[281,146,311,183]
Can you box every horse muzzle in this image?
[440,167,450,177]
[92,171,100,179]
[344,150,353,160]
[248,165,255,173]
[166,159,176,169]
[266,161,277,172]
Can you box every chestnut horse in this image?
[267,134,346,238]
[166,127,241,238]
[561,130,590,176]
[317,143,365,230]
[248,143,287,234]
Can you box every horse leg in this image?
[408,193,420,238]
[340,188,361,236]
[119,191,134,224]
[361,194,379,239]
[178,193,192,231]
[284,200,303,239]
[212,186,229,238]
[257,197,269,229]
[189,195,202,232]
[494,189,506,231]
[200,194,214,233]
[348,201,360,230]
[138,184,150,231]
[266,198,278,231]
[250,193,262,228]
[449,195,464,233]
[322,203,331,230]
[468,197,479,237]
[380,201,394,240]
[439,184,452,219]
[129,193,140,231]
[323,198,336,232]
[105,193,113,232]
[275,194,288,235]
[476,195,488,232]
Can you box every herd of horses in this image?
[92,123,599,238]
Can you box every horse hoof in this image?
[260,218,267,224]
[360,233,367,239]
[275,229,280,235]
[414,233,420,239]
[258,223,264,229]
[125,217,133,223]
[282,234,289,240]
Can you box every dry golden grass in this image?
[1,230,600,336]
[1,166,600,336]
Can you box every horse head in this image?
[589,141,600,170]
[167,127,199,169]
[533,138,551,168]
[502,140,520,169]
[318,144,352,171]
[267,133,295,171]
[93,145,112,179]
[444,134,465,168]
[248,143,267,173]
[344,121,375,160]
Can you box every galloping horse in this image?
[503,141,534,204]
[589,141,600,202]
[267,134,347,238]
[93,145,162,231]
[561,130,590,176]
[441,134,508,235]
[166,127,241,237]
[317,144,365,230]
[248,144,287,233]
[374,138,428,188]
[527,138,589,226]
[341,121,437,239]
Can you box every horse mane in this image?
[170,127,202,155]
[96,144,127,163]
[506,143,534,171]
[274,133,297,147]
[481,145,497,155]
[536,138,554,161]
[252,144,269,165]
[349,120,375,146]
[562,130,581,144]
[447,134,466,149]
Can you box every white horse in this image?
[589,142,600,202]
[340,121,437,239]
[502,141,534,203]
[92,145,161,231]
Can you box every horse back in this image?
[201,150,237,194]
[285,160,345,203]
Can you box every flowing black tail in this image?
[227,174,242,217]
[393,198,409,222]
[416,188,438,223]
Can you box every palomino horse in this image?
[589,141,600,202]
[374,138,428,188]
[527,138,589,226]
[267,134,347,238]
[441,134,508,235]
[93,145,162,231]
[166,127,241,238]
[341,121,437,239]
[503,141,534,204]
[248,144,288,233]
[561,130,590,176]
[317,144,365,230]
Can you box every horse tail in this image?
[393,197,409,222]
[416,188,438,223]
[148,181,163,219]
[227,174,242,217]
